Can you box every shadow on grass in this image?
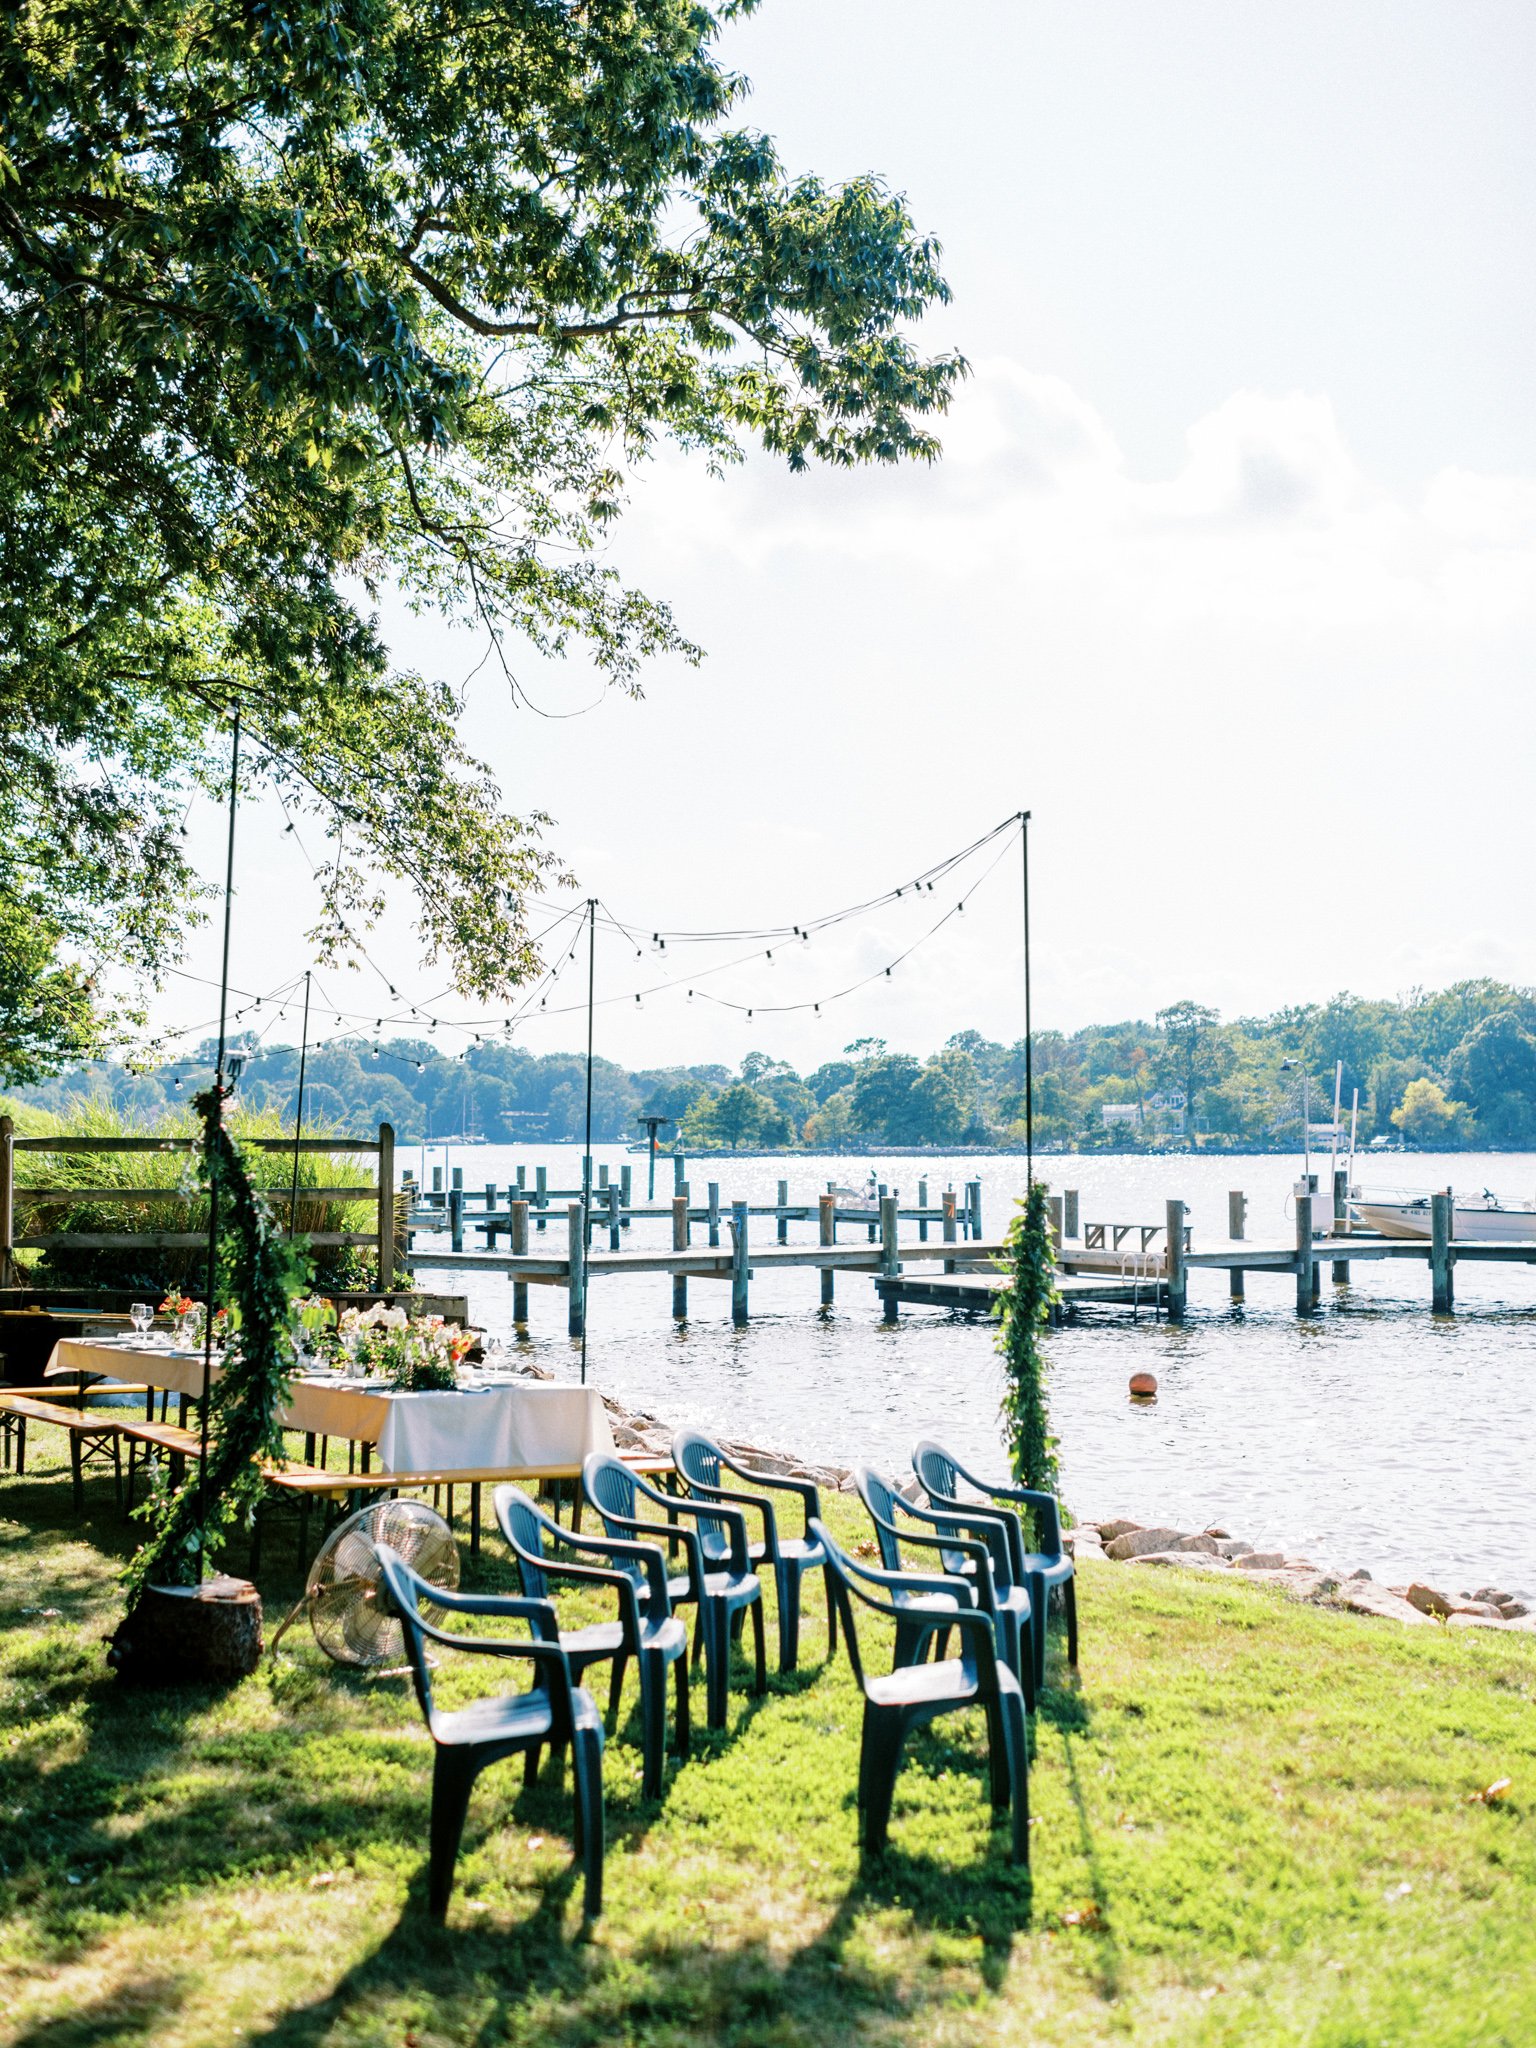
[3,1474,1050,2047]
[1040,1675,1123,2000]
[6,1975,188,2048]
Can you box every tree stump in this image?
[107,1575,264,1684]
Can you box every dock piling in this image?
[730,1201,749,1325]
[511,1201,529,1323]
[607,1181,621,1251]
[1166,1199,1187,1320]
[448,1184,464,1254]
[1332,1168,1351,1283]
[1294,1190,1314,1314]
[707,1182,721,1248]
[1063,1188,1079,1239]
[942,1189,958,1273]
[535,1165,548,1232]
[672,1193,689,1319]
[819,1193,836,1306]
[1431,1189,1454,1312]
[918,1176,929,1242]
[1047,1194,1064,1248]
[567,1203,586,1337]
[1228,1189,1246,1301]
[777,1179,789,1245]
[620,1164,633,1229]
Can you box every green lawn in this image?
[3,1448,1535,2048]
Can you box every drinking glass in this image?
[129,1302,153,1337]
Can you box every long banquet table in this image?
[44,1335,615,1476]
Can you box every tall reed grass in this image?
[4,1095,387,1293]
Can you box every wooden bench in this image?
[260,1450,677,1559]
[119,1419,205,1508]
[0,1393,123,1510]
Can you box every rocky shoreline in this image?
[1068,1517,1535,1632]
[552,1366,1536,1637]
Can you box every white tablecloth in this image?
[45,1338,614,1476]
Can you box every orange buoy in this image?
[1128,1371,1158,1399]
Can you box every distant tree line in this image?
[11,980,1536,1152]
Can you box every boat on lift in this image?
[1349,1188,1536,1244]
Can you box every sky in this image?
[160,1,1536,1079]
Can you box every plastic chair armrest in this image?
[555,1527,672,1614]
[906,1497,1017,1582]
[889,1526,998,1607]
[640,1485,751,1576]
[718,1452,822,1526]
[987,1486,1063,1552]
[421,1586,559,1639]
[682,1478,781,1560]
[600,1504,706,1603]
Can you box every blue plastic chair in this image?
[912,1439,1077,1696]
[671,1427,834,1671]
[582,1451,765,1730]
[373,1543,605,1920]
[812,1519,1029,1864]
[493,1484,690,1798]
[854,1465,1034,1710]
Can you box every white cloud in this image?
[629,360,1536,637]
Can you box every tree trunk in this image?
[107,1575,264,1684]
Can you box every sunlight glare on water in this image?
[407,1144,1536,1600]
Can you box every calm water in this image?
[405,1145,1536,1600]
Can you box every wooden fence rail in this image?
[0,1116,396,1289]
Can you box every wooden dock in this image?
[400,1170,1536,1333]
[874,1269,1166,1317]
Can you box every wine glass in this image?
[129,1302,153,1338]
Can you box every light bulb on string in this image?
[765,950,774,967]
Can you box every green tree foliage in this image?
[0,0,960,1075]
[1445,1013,1536,1145]
[19,978,1536,1152]
[996,1180,1059,1495]
[1391,1078,1469,1146]
[682,1081,791,1150]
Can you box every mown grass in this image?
[2,1450,1536,2048]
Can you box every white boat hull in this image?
[1352,1200,1536,1244]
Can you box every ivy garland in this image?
[123,1089,309,1604]
[996,1178,1061,1498]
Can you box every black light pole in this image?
[197,705,241,1576]
[580,898,596,1384]
[286,970,312,1240]
[1021,809,1034,1190]
[637,1114,672,1200]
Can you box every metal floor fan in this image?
[270,1499,459,1666]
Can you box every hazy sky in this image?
[160,2,1536,1077]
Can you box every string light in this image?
[145,813,1021,1057]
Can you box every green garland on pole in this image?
[996,1178,1061,1495]
[123,1089,308,1604]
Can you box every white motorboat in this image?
[1350,1189,1536,1244]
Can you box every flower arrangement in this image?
[336,1303,472,1391]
